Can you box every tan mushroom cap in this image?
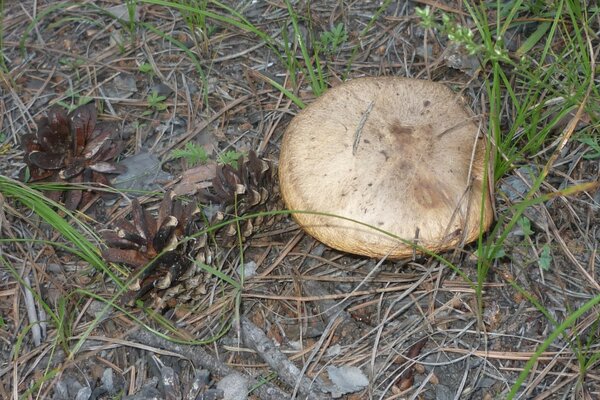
[278,77,494,259]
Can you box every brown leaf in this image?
[173,162,216,196]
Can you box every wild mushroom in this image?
[278,77,494,259]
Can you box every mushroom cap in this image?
[278,77,494,259]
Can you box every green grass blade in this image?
[0,176,124,288]
[507,293,600,398]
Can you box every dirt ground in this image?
[1,1,599,399]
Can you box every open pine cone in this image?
[101,152,277,310]
[20,103,124,209]
[203,151,276,241]
[101,192,212,308]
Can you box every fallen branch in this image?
[129,330,290,400]
[240,316,330,400]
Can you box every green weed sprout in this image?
[318,23,348,54]
[170,142,210,166]
[415,6,509,62]
[144,90,168,114]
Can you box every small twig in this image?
[352,101,374,156]
[22,276,42,347]
[240,316,329,400]
[435,118,478,139]
[412,227,420,261]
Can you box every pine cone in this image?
[102,153,278,310]
[20,103,124,209]
[101,192,210,307]
[203,151,275,241]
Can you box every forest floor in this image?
[1,1,599,399]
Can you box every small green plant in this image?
[415,5,509,62]
[517,216,533,236]
[58,57,86,80]
[414,5,434,27]
[282,0,326,97]
[317,22,347,54]
[217,150,243,168]
[125,0,138,38]
[59,57,85,70]
[576,135,600,159]
[477,244,505,260]
[169,145,245,168]
[56,95,93,113]
[144,90,168,114]
[179,0,214,42]
[0,132,7,142]
[138,62,153,74]
[170,142,209,166]
[538,244,552,271]
[515,216,552,270]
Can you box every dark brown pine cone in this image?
[20,103,125,209]
[101,192,211,308]
[202,151,277,242]
[101,152,277,310]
